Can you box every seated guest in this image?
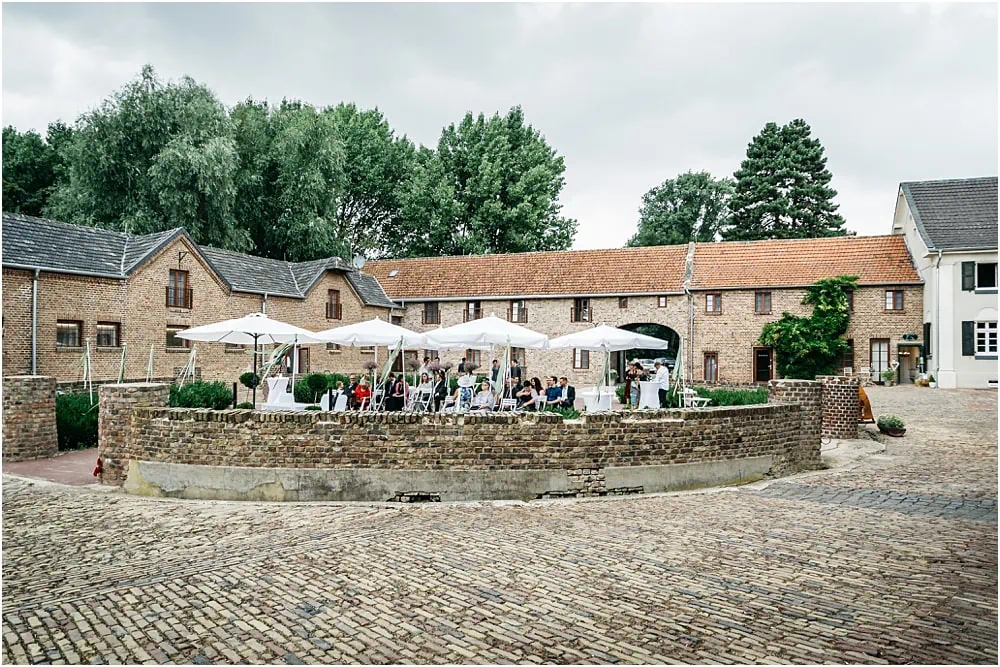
[472,380,495,410]
[347,374,359,409]
[388,374,407,411]
[453,374,474,410]
[557,376,576,409]
[433,371,448,412]
[501,377,520,401]
[545,376,561,404]
[515,381,536,411]
[354,377,372,409]
[418,372,432,390]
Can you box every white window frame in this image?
[975,321,997,356]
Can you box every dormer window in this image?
[388,269,399,278]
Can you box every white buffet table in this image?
[581,389,614,412]
[638,381,661,409]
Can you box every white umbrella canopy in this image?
[175,312,323,345]
[314,317,428,347]
[548,324,671,352]
[425,315,549,349]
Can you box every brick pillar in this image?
[2,376,58,462]
[816,375,860,440]
[768,379,823,470]
[98,383,170,486]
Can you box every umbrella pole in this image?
[252,334,258,407]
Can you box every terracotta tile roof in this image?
[690,235,921,289]
[367,246,688,300]
[368,235,921,300]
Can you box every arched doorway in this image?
[611,323,682,380]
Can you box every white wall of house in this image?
[893,192,998,389]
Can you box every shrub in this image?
[55,393,99,450]
[293,372,351,403]
[542,405,581,419]
[304,405,322,411]
[169,381,233,409]
[877,415,905,430]
[235,402,255,409]
[239,372,259,389]
[615,383,627,404]
[881,369,895,383]
[693,386,768,406]
[928,374,936,383]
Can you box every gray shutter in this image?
[962,262,976,291]
[923,322,931,356]
[961,321,975,356]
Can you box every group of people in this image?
[622,359,671,408]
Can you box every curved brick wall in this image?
[816,375,860,440]
[98,382,824,502]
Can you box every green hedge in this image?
[293,372,352,403]
[692,386,768,406]
[55,393,99,451]
[169,381,233,409]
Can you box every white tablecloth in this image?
[639,381,661,409]
[581,390,614,412]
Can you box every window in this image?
[225,343,242,353]
[465,349,482,366]
[976,321,997,356]
[326,343,341,352]
[839,339,854,371]
[657,296,667,308]
[846,289,854,312]
[977,263,998,290]
[56,320,82,347]
[705,293,722,313]
[360,346,375,355]
[96,322,120,348]
[704,352,718,383]
[884,290,904,311]
[423,302,440,325]
[509,299,527,323]
[166,269,192,309]
[326,290,342,319]
[755,291,772,314]
[511,347,526,367]
[619,297,629,309]
[388,269,399,278]
[573,348,590,369]
[572,298,590,322]
[465,301,482,321]
[166,325,190,349]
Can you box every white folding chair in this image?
[332,394,348,412]
[498,398,519,412]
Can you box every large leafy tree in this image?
[626,171,733,247]
[45,65,249,251]
[2,123,72,216]
[391,106,576,257]
[723,119,846,241]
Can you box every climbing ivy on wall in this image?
[759,275,858,380]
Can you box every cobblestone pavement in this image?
[2,386,996,664]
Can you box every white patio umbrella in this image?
[176,312,323,405]
[548,324,672,391]
[315,317,429,402]
[426,315,548,398]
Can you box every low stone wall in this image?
[768,379,824,470]
[2,376,58,462]
[817,375,860,440]
[98,381,823,501]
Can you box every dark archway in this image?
[611,323,682,380]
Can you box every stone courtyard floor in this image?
[2,386,996,665]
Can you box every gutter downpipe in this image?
[31,269,39,375]
[683,243,696,384]
[934,250,942,379]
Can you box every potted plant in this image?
[881,369,895,386]
[928,374,937,388]
[877,414,906,437]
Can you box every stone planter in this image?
[878,424,906,437]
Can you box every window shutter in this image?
[923,322,931,355]
[961,321,975,356]
[962,262,976,291]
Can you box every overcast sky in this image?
[3,2,997,249]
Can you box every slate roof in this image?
[1,212,395,308]
[901,177,998,251]
[691,235,921,289]
[366,245,689,300]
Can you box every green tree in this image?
[391,106,576,257]
[626,171,733,247]
[759,275,857,379]
[45,65,250,252]
[723,119,846,241]
[2,123,71,216]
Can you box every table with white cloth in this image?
[638,381,662,409]
[581,389,614,412]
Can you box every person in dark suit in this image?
[458,357,467,373]
[491,359,500,383]
[346,374,360,409]
[557,376,576,409]
[510,358,522,381]
[433,371,448,412]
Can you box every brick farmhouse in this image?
[2,211,925,388]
